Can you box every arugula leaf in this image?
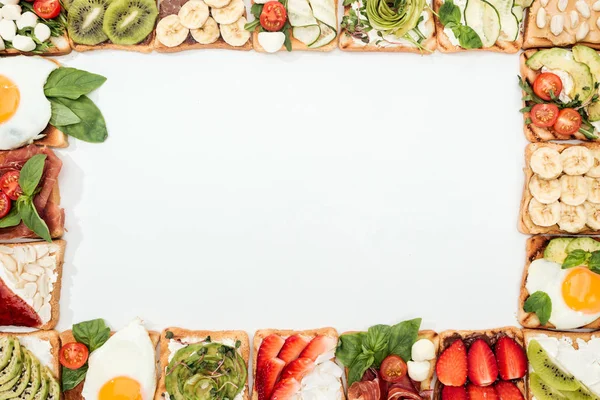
[19,154,46,197]
[589,251,600,274]
[44,67,107,100]
[53,96,108,143]
[18,197,51,242]
[336,333,365,367]
[73,319,110,352]
[438,0,461,26]
[250,3,264,18]
[524,291,552,325]
[348,352,374,386]
[562,249,589,269]
[62,365,88,391]
[282,23,292,51]
[50,99,82,127]
[388,318,421,362]
[244,19,261,31]
[0,207,21,228]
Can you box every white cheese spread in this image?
[443,0,467,46]
[18,336,54,369]
[290,360,343,400]
[541,67,574,103]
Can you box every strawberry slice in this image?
[467,339,498,386]
[442,386,469,400]
[467,384,499,400]
[278,335,311,364]
[271,378,302,400]
[494,381,525,400]
[256,358,285,400]
[494,337,527,380]
[299,335,337,362]
[436,339,468,387]
[280,357,315,382]
[258,334,286,370]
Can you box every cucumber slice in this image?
[464,0,501,48]
[513,5,523,23]
[293,25,320,45]
[486,0,518,41]
[308,0,336,31]
[514,0,533,7]
[308,22,336,48]
[287,0,317,27]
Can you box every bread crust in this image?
[432,0,522,53]
[0,33,72,56]
[0,330,61,379]
[155,328,250,400]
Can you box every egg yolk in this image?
[0,75,20,124]
[562,267,600,314]
[99,376,142,400]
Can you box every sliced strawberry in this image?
[299,335,337,361]
[270,378,301,400]
[468,339,498,386]
[256,358,286,400]
[278,335,311,364]
[280,357,315,382]
[494,381,525,400]
[442,386,469,400]
[257,334,286,370]
[467,384,499,400]
[494,337,527,380]
[436,339,468,387]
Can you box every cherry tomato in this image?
[59,342,89,369]
[533,73,563,101]
[530,103,559,128]
[0,193,11,219]
[554,108,582,135]
[260,1,287,32]
[0,171,23,201]
[33,0,61,19]
[379,355,408,383]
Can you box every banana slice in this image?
[157,15,190,47]
[586,149,600,178]
[560,175,588,206]
[558,203,587,233]
[220,16,250,46]
[587,177,600,203]
[191,16,220,43]
[179,0,209,29]
[205,0,230,8]
[529,199,561,227]
[529,175,561,204]
[560,146,594,176]
[211,0,244,24]
[585,202,600,229]
[530,147,563,179]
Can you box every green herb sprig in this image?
[435,0,482,49]
[524,291,552,325]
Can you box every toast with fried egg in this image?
[0,330,61,379]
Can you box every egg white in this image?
[0,56,56,150]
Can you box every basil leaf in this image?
[365,324,390,366]
[0,207,21,228]
[49,99,82,127]
[347,352,374,386]
[589,251,600,274]
[53,96,108,143]
[283,26,292,52]
[73,318,110,352]
[62,364,88,391]
[18,197,51,242]
[524,291,552,325]
[439,0,461,26]
[456,25,482,49]
[19,154,46,197]
[44,67,107,100]
[562,249,589,269]
[336,333,365,367]
[388,318,421,362]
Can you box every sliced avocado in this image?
[16,351,40,400]
[0,339,15,372]
[42,370,59,400]
[544,238,574,263]
[527,48,594,103]
[31,371,48,400]
[0,351,31,400]
[573,45,600,122]
[0,341,22,387]
[566,237,600,253]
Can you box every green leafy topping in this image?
[165,331,174,339]
[73,318,110,352]
[524,291,552,326]
[62,364,88,391]
[438,0,482,49]
[589,251,600,274]
[0,208,21,228]
[51,96,108,143]
[19,154,46,197]
[44,67,107,99]
[18,197,51,242]
[562,249,590,269]
[388,318,421,363]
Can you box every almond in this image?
[593,0,600,10]
[577,21,590,40]
[33,294,43,312]
[538,7,548,28]
[23,282,36,299]
[571,10,580,28]
[38,302,50,321]
[21,272,37,282]
[35,245,48,259]
[38,256,54,267]
[576,0,591,18]
[0,246,14,255]
[24,263,44,276]
[551,14,565,35]
[558,0,568,12]
[0,253,17,273]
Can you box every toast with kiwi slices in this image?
[66,0,158,52]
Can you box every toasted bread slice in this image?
[0,330,61,379]
[252,328,342,400]
[155,328,250,400]
[0,240,65,330]
[518,236,600,329]
[0,34,72,57]
[433,328,526,400]
[432,0,523,53]
[68,28,157,53]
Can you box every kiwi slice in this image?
[562,386,598,400]
[102,0,157,45]
[531,373,568,400]
[528,340,581,392]
[68,0,112,44]
[544,238,573,263]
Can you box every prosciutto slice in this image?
[348,379,381,400]
[387,375,424,400]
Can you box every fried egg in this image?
[526,259,600,329]
[0,56,57,151]
[82,319,157,400]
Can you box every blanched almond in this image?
[38,302,50,321]
[4,271,17,284]
[0,253,17,272]
[38,256,54,267]
[538,7,548,28]
[577,21,590,40]
[24,246,36,263]
[577,0,591,18]
[21,272,37,282]
[551,14,565,35]
[24,263,44,276]
[596,16,600,29]
[558,0,568,12]
[571,10,580,28]
[33,294,43,312]
[0,246,14,255]
[593,0,600,10]
[12,247,24,264]
[23,282,36,299]
[35,245,48,259]
[38,275,49,297]
[541,0,549,6]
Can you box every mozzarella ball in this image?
[12,35,35,51]
[0,0,20,5]
[16,11,37,29]
[407,360,431,382]
[411,339,436,362]
[34,23,50,42]
[1,5,21,20]
[0,19,16,41]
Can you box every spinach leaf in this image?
[62,365,88,391]
[53,96,108,143]
[250,3,263,18]
[388,318,421,362]
[562,249,590,269]
[50,99,82,127]
[19,154,46,197]
[73,318,110,352]
[454,25,482,49]
[524,291,552,325]
[365,324,390,367]
[336,333,365,367]
[44,67,107,100]
[348,352,374,386]
[0,207,21,228]
[18,197,51,242]
[590,251,600,274]
[438,0,461,26]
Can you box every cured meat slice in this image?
[349,379,381,400]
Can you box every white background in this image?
[52,48,529,337]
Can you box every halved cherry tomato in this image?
[33,0,61,19]
[0,193,11,219]
[379,355,408,383]
[533,73,563,101]
[554,108,582,136]
[0,171,23,201]
[530,103,559,128]
[59,342,89,369]
[260,1,287,32]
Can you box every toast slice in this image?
[0,240,66,330]
[432,0,523,53]
[0,34,72,57]
[0,330,61,379]
[252,328,342,400]
[35,126,69,148]
[68,25,157,53]
[60,328,160,400]
[518,236,600,330]
[433,328,526,400]
[155,328,250,400]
